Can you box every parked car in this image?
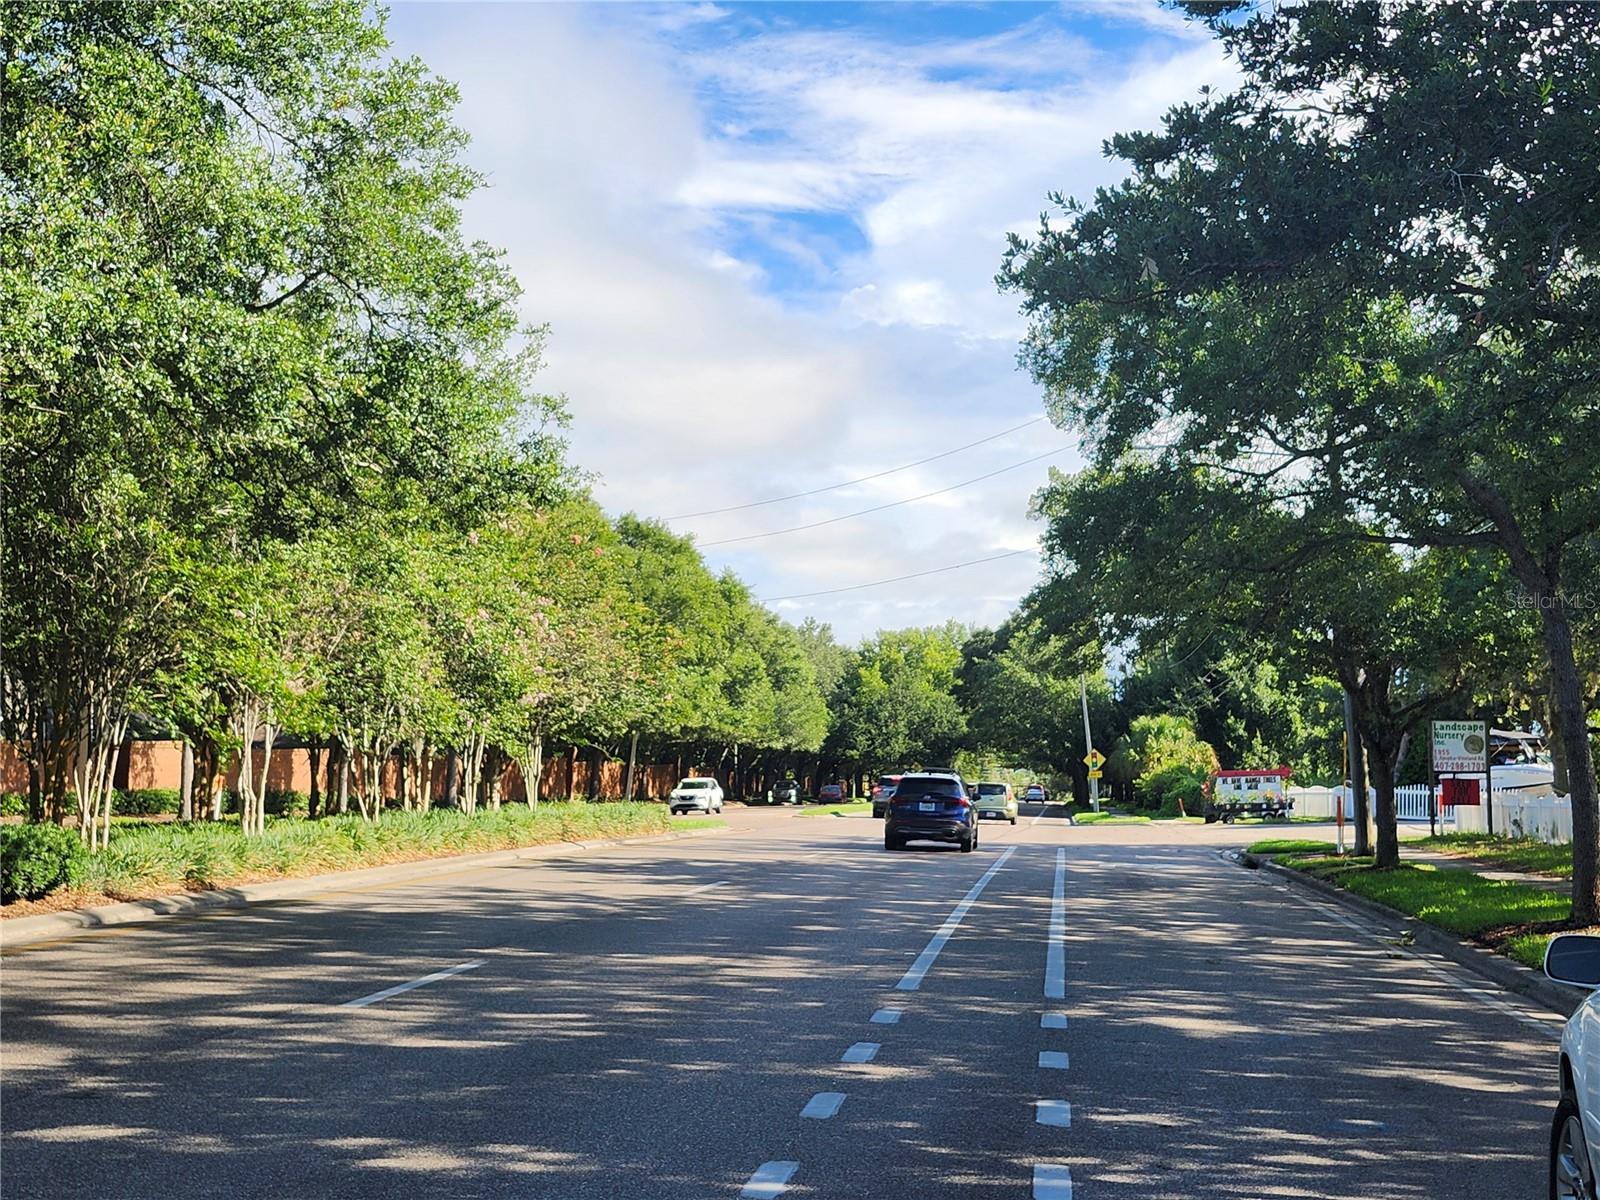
[1547,934,1600,1197]
[771,778,802,805]
[669,777,724,815]
[884,773,978,853]
[818,782,845,804]
[871,774,903,819]
[974,781,1018,825]
[1023,783,1049,804]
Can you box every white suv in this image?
[669,778,724,815]
[1545,934,1600,1197]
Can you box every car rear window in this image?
[977,784,1007,796]
[894,777,963,800]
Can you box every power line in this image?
[762,548,1038,603]
[699,445,1071,547]
[665,415,1047,520]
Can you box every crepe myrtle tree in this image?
[1,0,567,829]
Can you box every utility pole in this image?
[1081,675,1100,814]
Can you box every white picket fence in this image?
[1288,784,1574,844]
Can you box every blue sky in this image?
[383,1,1233,641]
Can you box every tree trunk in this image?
[179,740,195,822]
[624,730,640,802]
[1365,735,1401,870]
[307,738,322,820]
[337,744,351,815]
[528,732,545,808]
[1544,603,1600,924]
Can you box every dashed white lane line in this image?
[741,1161,799,1198]
[841,1041,881,1064]
[800,1092,846,1119]
[1033,1163,1073,1199]
[1035,1100,1072,1127]
[1046,847,1067,999]
[1038,1050,1070,1070]
[340,960,485,1009]
[896,845,1018,991]
[870,1008,903,1025]
[686,880,729,895]
[1040,1012,1068,1030]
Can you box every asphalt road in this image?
[0,806,1565,1198]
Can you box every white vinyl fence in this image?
[1289,784,1574,844]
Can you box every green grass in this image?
[16,802,678,906]
[672,816,727,832]
[1413,833,1572,878]
[1074,811,1152,825]
[1280,853,1569,967]
[1247,838,1338,856]
[800,801,873,818]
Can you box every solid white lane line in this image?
[1038,1050,1070,1069]
[1033,1163,1073,1199]
[895,845,1018,991]
[1277,881,1563,1041]
[1035,1100,1072,1127]
[870,1008,903,1024]
[687,880,729,895]
[340,960,485,1009]
[1040,1012,1068,1030]
[800,1092,846,1119]
[1045,847,1066,999]
[741,1161,799,1198]
[841,1041,880,1064]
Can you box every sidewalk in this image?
[1402,845,1569,893]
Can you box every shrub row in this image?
[1,801,677,906]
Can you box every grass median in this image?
[3,802,700,916]
[1411,832,1571,878]
[1261,850,1569,969]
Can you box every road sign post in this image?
[1081,676,1100,813]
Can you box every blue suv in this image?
[885,773,979,853]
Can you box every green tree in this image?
[1000,3,1600,910]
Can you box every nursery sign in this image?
[1431,721,1488,774]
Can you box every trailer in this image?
[1203,767,1294,823]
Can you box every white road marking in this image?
[1038,1050,1070,1069]
[1259,869,1563,1042]
[841,1041,880,1064]
[870,1008,903,1024]
[1035,1100,1072,1127]
[687,880,729,895]
[1046,847,1067,999]
[895,845,1018,991]
[1040,1012,1068,1030]
[800,1092,846,1119]
[1033,1163,1073,1199]
[340,960,485,1009]
[741,1161,799,1198]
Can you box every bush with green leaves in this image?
[1,823,87,902]
[115,788,182,816]
[1,793,26,818]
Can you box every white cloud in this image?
[382,3,1233,640]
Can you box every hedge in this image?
[1,823,86,902]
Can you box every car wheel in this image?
[884,831,900,852]
[1553,1095,1598,1200]
[960,833,975,853]
[1011,816,1018,825]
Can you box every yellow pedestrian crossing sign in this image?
[1084,749,1105,770]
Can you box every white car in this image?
[1545,934,1600,1197]
[669,778,724,815]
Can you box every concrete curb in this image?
[1239,851,1584,1018]
[0,823,729,950]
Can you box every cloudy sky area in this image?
[385,1,1235,642]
